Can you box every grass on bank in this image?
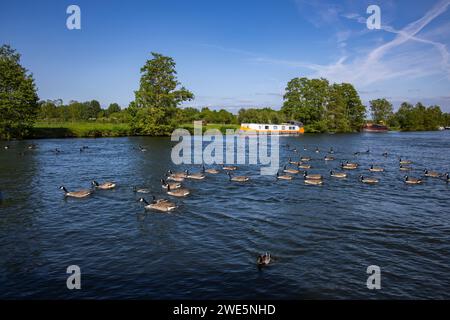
[30,122,241,138]
[31,121,132,138]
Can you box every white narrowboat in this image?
[239,121,304,135]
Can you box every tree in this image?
[132,52,194,135]
[370,98,393,124]
[281,77,329,125]
[86,100,101,119]
[334,83,365,131]
[326,84,351,132]
[0,45,39,139]
[107,103,121,115]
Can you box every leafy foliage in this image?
[0,45,39,139]
[370,98,393,124]
[281,77,365,132]
[132,52,194,135]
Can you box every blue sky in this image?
[1,0,450,112]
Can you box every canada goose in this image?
[166,184,190,197]
[4,145,10,150]
[399,158,412,165]
[298,163,312,169]
[324,155,335,161]
[445,173,449,183]
[276,172,293,180]
[202,165,219,174]
[138,146,147,152]
[329,147,334,154]
[257,253,271,267]
[315,147,320,153]
[404,176,422,185]
[283,165,299,174]
[28,144,37,150]
[139,197,177,212]
[298,163,311,169]
[382,151,388,157]
[304,179,323,185]
[288,157,300,165]
[160,179,181,190]
[345,161,358,167]
[92,180,116,190]
[227,172,250,182]
[222,164,238,171]
[360,175,379,184]
[300,156,311,162]
[60,186,92,198]
[133,186,151,194]
[369,165,384,172]
[303,146,308,151]
[341,162,358,170]
[167,170,186,182]
[303,171,323,180]
[399,165,412,171]
[424,170,441,178]
[330,170,347,178]
[184,169,205,180]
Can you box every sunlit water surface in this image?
[0,132,449,299]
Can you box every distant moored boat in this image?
[362,123,389,133]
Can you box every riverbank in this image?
[27,122,241,139]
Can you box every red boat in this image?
[362,123,389,132]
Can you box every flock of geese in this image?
[3,142,450,267]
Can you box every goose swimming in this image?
[139,197,177,212]
[92,180,116,190]
[227,172,250,182]
[330,170,347,178]
[404,176,422,185]
[202,165,219,174]
[424,170,441,178]
[160,179,181,190]
[60,186,92,198]
[369,165,384,172]
[303,171,323,180]
[276,172,293,180]
[257,253,271,267]
[184,169,205,180]
[360,175,379,184]
[166,184,190,197]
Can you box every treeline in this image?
[2,44,450,139]
[37,100,131,123]
[369,98,450,131]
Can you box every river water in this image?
[0,132,449,299]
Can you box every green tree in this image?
[132,52,194,135]
[326,84,351,132]
[86,100,101,119]
[107,103,121,115]
[0,45,39,139]
[281,77,329,125]
[370,98,393,124]
[334,83,365,131]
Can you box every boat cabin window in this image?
[282,126,285,130]
[273,126,278,130]
[265,125,269,130]
[258,125,262,129]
